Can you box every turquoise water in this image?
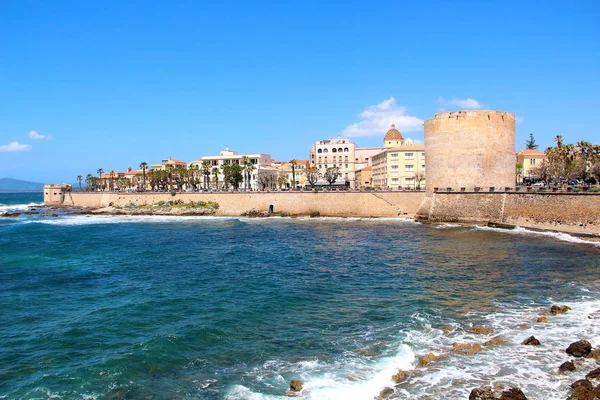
[1,192,599,399]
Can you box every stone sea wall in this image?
[417,192,600,234]
[56,191,426,218]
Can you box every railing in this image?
[432,185,600,194]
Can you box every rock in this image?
[377,387,394,399]
[586,367,600,380]
[417,352,437,368]
[1,212,21,218]
[438,325,456,334]
[550,305,571,315]
[536,316,549,323]
[467,325,494,335]
[483,335,509,347]
[469,386,496,400]
[289,380,303,392]
[569,379,594,400]
[594,384,600,399]
[559,361,576,373]
[521,336,541,346]
[391,371,407,383]
[584,348,600,360]
[309,212,320,218]
[452,342,483,355]
[566,340,592,357]
[498,387,528,400]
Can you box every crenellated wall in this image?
[49,191,427,218]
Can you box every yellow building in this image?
[516,149,547,183]
[151,157,187,171]
[355,165,373,189]
[371,125,426,189]
[277,160,310,188]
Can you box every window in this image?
[318,157,322,163]
[405,153,414,160]
[422,152,425,158]
[332,148,337,153]
[344,156,348,162]
[530,159,536,165]
[391,178,399,184]
[323,148,328,153]
[338,148,343,153]
[318,149,322,154]
[391,153,398,160]
[405,165,414,172]
[344,148,349,152]
[422,165,426,170]
[406,178,415,185]
[345,164,348,168]
[391,165,399,172]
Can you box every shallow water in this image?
[1,192,599,399]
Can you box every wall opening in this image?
[269,205,274,214]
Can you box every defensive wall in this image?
[46,190,426,218]
[416,191,600,234]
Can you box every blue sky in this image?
[1,0,598,182]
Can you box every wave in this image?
[0,203,43,213]
[224,296,600,400]
[473,225,600,248]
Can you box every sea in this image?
[1,192,599,400]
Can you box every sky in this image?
[1,0,598,183]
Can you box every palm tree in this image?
[77,175,83,191]
[241,156,256,190]
[139,161,148,191]
[97,168,104,190]
[212,167,220,190]
[201,161,211,190]
[109,170,116,191]
[289,159,297,189]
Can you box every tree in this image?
[139,162,148,190]
[516,163,523,184]
[109,170,116,191]
[306,167,320,189]
[242,157,256,190]
[413,172,425,190]
[77,175,83,191]
[257,172,274,190]
[525,133,539,150]
[324,166,340,188]
[201,161,212,190]
[289,159,297,189]
[228,163,244,189]
[85,174,95,191]
[97,168,104,190]
[220,164,231,190]
[212,167,220,190]
[277,173,288,189]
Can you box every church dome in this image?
[384,124,404,142]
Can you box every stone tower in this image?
[423,110,515,194]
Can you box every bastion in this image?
[424,110,516,195]
[44,184,73,206]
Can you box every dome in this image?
[384,124,404,142]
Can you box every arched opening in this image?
[269,205,274,214]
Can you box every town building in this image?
[516,149,547,183]
[309,138,356,188]
[277,160,310,188]
[189,148,273,190]
[355,165,373,189]
[371,125,426,189]
[150,157,187,171]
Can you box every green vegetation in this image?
[120,199,219,210]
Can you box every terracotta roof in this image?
[167,158,187,165]
[358,166,373,171]
[384,124,404,141]
[517,149,545,156]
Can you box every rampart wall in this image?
[417,192,600,234]
[55,191,426,218]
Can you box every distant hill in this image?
[0,178,45,191]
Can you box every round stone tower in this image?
[423,110,515,195]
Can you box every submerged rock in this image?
[559,361,576,373]
[566,340,592,357]
[550,305,571,315]
[1,212,21,218]
[469,386,496,400]
[391,371,407,383]
[498,387,528,400]
[467,325,493,335]
[483,335,509,347]
[595,384,600,399]
[377,387,394,399]
[536,316,549,323]
[289,380,303,392]
[586,367,600,380]
[521,336,541,346]
[417,352,437,368]
[584,348,600,360]
[452,342,483,355]
[569,379,594,400]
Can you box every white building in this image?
[189,148,273,190]
[309,138,357,188]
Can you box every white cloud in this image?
[28,130,52,140]
[341,97,424,137]
[438,97,487,109]
[0,141,32,152]
[516,116,525,125]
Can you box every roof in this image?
[517,149,545,156]
[358,166,373,172]
[384,124,404,141]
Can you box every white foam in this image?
[0,202,42,213]
[25,214,239,226]
[473,225,600,247]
